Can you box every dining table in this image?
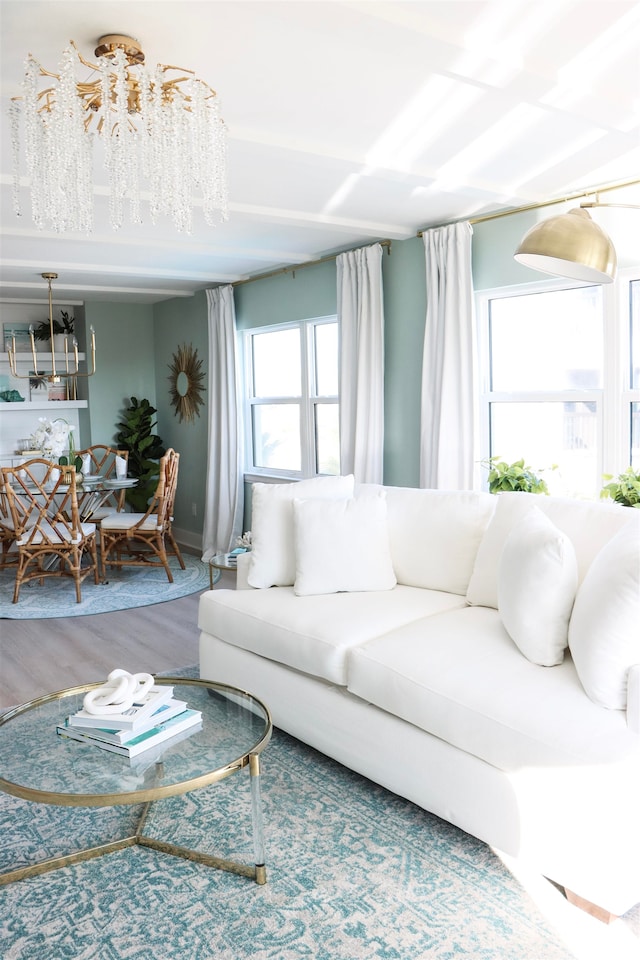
[73,474,138,522]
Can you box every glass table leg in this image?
[249,752,267,884]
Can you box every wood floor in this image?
[0,569,235,710]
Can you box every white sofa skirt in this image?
[200,630,640,917]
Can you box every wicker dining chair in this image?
[0,488,18,569]
[100,448,185,583]
[0,458,99,603]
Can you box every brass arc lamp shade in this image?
[514,208,617,283]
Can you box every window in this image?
[478,270,640,499]
[243,317,339,478]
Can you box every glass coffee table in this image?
[0,677,272,885]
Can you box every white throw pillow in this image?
[467,493,538,608]
[498,507,578,666]
[384,487,495,595]
[568,520,640,710]
[248,475,355,588]
[292,490,397,596]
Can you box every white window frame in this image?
[476,267,640,495]
[242,315,339,480]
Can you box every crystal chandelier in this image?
[9,34,228,234]
[7,273,96,388]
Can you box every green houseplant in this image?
[484,456,551,495]
[600,467,640,508]
[33,310,74,343]
[115,397,166,511]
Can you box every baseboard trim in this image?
[173,526,202,552]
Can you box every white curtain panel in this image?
[337,243,385,484]
[420,222,476,490]
[202,286,244,560]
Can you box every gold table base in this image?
[0,799,267,886]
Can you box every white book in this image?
[63,699,189,744]
[57,708,203,758]
[68,685,174,731]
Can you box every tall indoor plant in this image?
[115,397,166,511]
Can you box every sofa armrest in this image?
[627,664,640,734]
[236,550,254,589]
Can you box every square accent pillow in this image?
[248,475,354,588]
[498,506,578,666]
[292,489,397,596]
[568,520,640,710]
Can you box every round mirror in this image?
[176,371,189,397]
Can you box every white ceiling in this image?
[0,0,639,304]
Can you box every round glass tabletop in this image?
[0,678,272,806]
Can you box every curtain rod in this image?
[233,239,392,287]
[416,177,640,237]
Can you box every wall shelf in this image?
[0,400,88,412]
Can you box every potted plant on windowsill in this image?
[600,467,640,508]
[483,456,552,495]
[33,310,74,352]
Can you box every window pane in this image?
[315,404,340,475]
[632,402,640,469]
[631,280,640,389]
[315,323,338,396]
[490,287,603,391]
[490,401,598,498]
[253,329,301,397]
[252,405,301,471]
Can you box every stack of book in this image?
[57,684,202,759]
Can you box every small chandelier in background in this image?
[7,273,96,389]
[9,34,228,234]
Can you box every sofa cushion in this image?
[380,486,495,595]
[248,475,354,588]
[347,606,640,770]
[569,520,640,710]
[466,492,633,609]
[498,507,578,666]
[292,489,396,596]
[198,584,466,685]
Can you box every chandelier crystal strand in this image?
[10,36,228,234]
[9,100,22,216]
[21,49,94,233]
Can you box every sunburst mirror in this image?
[168,343,206,423]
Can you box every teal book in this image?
[57,708,202,758]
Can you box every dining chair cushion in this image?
[85,507,119,521]
[16,521,96,545]
[100,514,162,532]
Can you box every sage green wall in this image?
[153,291,209,542]
[472,208,559,290]
[381,237,426,487]
[84,302,156,446]
[234,259,337,330]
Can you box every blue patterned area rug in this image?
[0,555,218,619]
[1,726,580,960]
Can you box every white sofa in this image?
[198,478,640,918]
